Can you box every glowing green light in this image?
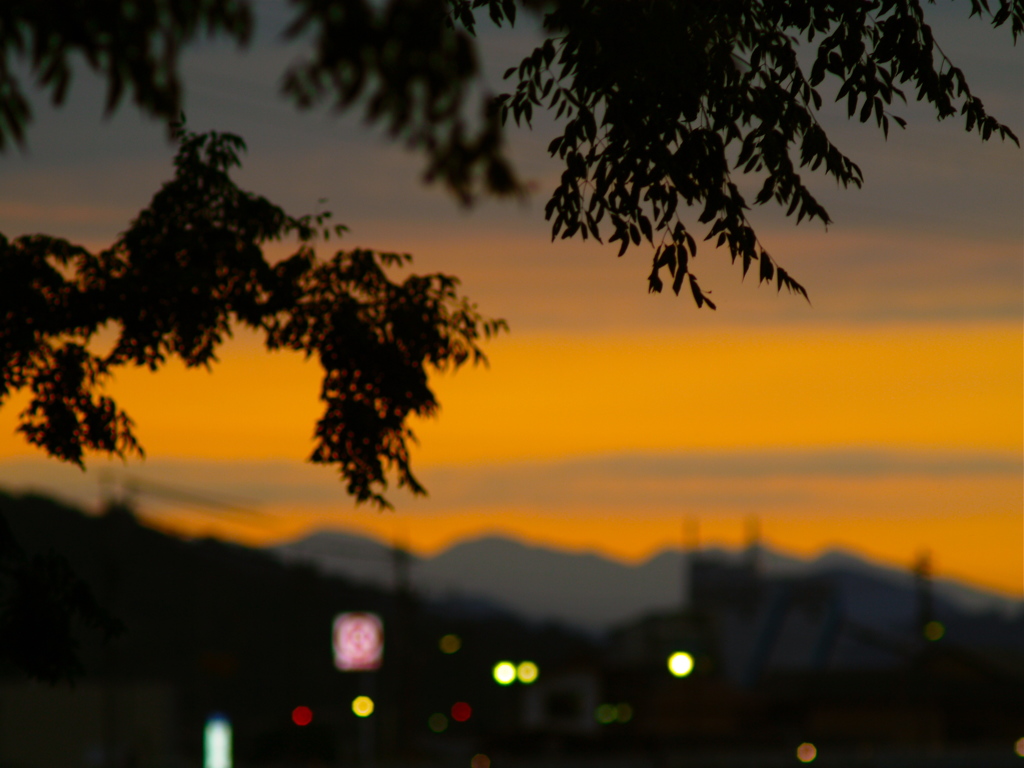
[924,621,945,641]
[668,651,694,677]
[595,704,618,724]
[428,713,448,733]
[493,661,516,685]
[517,661,539,684]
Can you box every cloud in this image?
[1,447,1017,514]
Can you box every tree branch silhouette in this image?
[0,122,505,508]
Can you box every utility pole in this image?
[683,517,699,612]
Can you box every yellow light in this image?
[440,634,462,654]
[516,661,539,684]
[595,704,618,724]
[668,652,694,677]
[428,713,448,733]
[493,661,517,685]
[1014,737,1024,757]
[797,743,817,763]
[616,703,633,723]
[924,621,945,641]
[352,696,374,717]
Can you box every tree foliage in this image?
[1,0,1019,304]
[0,123,504,508]
[497,0,1020,305]
[0,0,1020,492]
[0,508,122,683]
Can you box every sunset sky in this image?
[0,3,1020,598]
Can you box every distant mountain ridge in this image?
[270,532,1022,633]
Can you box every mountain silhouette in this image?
[271,532,1022,634]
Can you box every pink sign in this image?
[333,612,384,671]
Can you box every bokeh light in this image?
[291,706,313,726]
[617,703,633,723]
[668,651,694,677]
[451,701,472,722]
[352,696,375,717]
[493,661,517,685]
[924,621,946,641]
[203,714,231,768]
[428,713,448,733]
[333,612,384,671]
[1014,737,1024,757]
[797,742,817,763]
[517,661,539,684]
[595,704,618,724]
[471,754,491,768]
[440,634,462,654]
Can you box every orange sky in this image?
[1,322,1020,596]
[0,13,1020,605]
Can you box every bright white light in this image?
[493,661,516,685]
[517,661,539,684]
[333,613,384,671]
[204,715,232,768]
[668,652,694,677]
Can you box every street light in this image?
[668,651,694,677]
[493,661,516,685]
[516,661,539,683]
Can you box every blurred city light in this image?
[796,742,817,763]
[493,661,517,685]
[668,651,694,677]
[1015,737,1024,757]
[595,704,618,724]
[352,696,375,717]
[616,703,634,723]
[924,620,945,641]
[203,714,232,768]
[333,612,384,671]
[291,706,313,726]
[428,713,449,733]
[471,754,491,768]
[440,634,462,654]
[517,661,539,683]
[451,702,472,722]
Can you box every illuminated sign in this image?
[204,714,232,768]
[333,612,384,671]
